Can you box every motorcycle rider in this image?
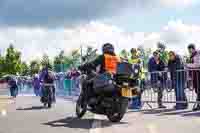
[79,43,120,99]
[157,42,169,66]
[81,43,120,74]
[40,67,56,103]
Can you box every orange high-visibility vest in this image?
[104,54,120,74]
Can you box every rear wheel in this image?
[76,93,87,118]
[47,88,52,108]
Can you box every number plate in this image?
[121,88,132,97]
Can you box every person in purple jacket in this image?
[39,67,56,102]
[32,74,41,96]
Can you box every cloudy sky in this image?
[0,0,200,61]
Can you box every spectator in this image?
[32,74,41,96]
[7,76,18,100]
[70,68,80,80]
[119,49,129,62]
[128,48,142,109]
[148,51,166,108]
[157,42,169,65]
[168,51,188,109]
[128,48,140,64]
[187,44,200,111]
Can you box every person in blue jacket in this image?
[7,76,18,99]
[148,51,166,108]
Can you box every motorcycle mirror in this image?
[82,57,86,62]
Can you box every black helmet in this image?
[157,42,166,49]
[153,51,159,56]
[102,43,114,54]
[131,48,137,53]
[188,43,196,49]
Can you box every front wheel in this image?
[107,98,129,122]
[48,102,52,108]
[107,112,125,122]
[76,93,87,118]
[44,103,47,107]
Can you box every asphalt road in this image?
[0,96,93,133]
[1,96,200,133]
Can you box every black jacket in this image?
[81,52,116,74]
[148,57,166,83]
[168,56,185,87]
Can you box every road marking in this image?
[90,114,103,133]
[147,124,157,133]
[1,109,7,116]
[18,94,35,96]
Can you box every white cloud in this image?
[160,0,199,8]
[147,20,200,54]
[0,20,200,61]
[0,21,146,61]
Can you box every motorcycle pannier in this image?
[93,73,115,94]
[117,62,133,76]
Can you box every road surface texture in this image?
[1,96,200,133]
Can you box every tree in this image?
[30,60,40,76]
[20,62,29,76]
[82,46,98,63]
[41,54,52,70]
[3,44,22,75]
[119,49,129,60]
[137,46,152,69]
[53,50,65,65]
[0,55,5,77]
[53,48,82,72]
[71,49,81,67]
[53,50,68,72]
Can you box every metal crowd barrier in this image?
[3,68,200,107]
[0,76,80,97]
[54,78,80,97]
[141,69,200,108]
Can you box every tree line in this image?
[0,44,99,77]
[0,44,153,78]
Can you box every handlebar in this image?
[41,83,54,87]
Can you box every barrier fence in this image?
[140,69,200,108]
[1,69,200,108]
[0,78,80,97]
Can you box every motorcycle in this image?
[40,83,54,108]
[76,62,141,122]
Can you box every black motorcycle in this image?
[76,62,141,122]
[40,83,54,108]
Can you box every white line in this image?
[1,109,7,116]
[147,124,158,133]
[18,94,35,96]
[89,114,103,133]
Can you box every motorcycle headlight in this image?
[134,69,139,74]
[109,80,113,84]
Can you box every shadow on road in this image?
[158,110,194,116]
[128,108,199,117]
[181,111,200,117]
[16,106,45,110]
[43,117,128,129]
[140,108,177,115]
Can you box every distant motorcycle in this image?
[76,62,141,122]
[40,83,54,108]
